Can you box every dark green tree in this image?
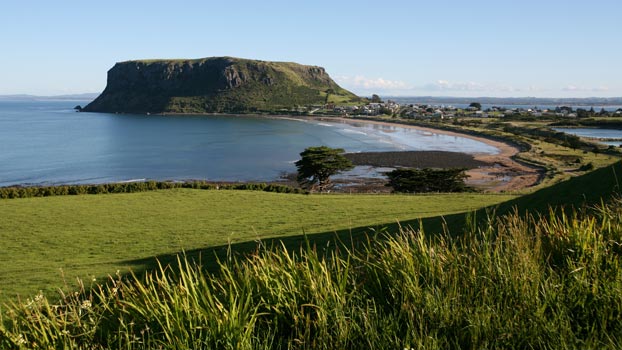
[386,168,470,193]
[295,146,354,192]
[325,88,336,104]
[469,102,482,110]
[379,106,393,116]
[371,94,383,103]
[577,108,589,118]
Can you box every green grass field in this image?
[0,190,515,301]
[3,193,621,349]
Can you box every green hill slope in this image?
[83,57,361,114]
[367,161,622,237]
[1,163,618,302]
[86,162,622,291]
[3,167,622,349]
[499,161,621,213]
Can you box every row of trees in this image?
[0,181,306,200]
[295,146,470,193]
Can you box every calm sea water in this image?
[0,100,498,187]
[553,127,622,147]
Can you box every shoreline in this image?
[299,116,543,192]
[153,112,542,191]
[16,111,543,192]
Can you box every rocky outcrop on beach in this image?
[83,57,361,114]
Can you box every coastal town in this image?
[321,99,622,119]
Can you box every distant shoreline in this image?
[3,95,622,106]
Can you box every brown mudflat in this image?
[344,151,487,169]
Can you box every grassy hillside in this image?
[1,164,621,348]
[0,191,513,301]
[1,162,620,303]
[370,161,620,235]
[2,196,621,349]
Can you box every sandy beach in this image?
[306,116,543,192]
[126,112,544,192]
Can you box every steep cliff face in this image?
[83,57,360,114]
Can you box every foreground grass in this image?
[0,189,513,302]
[2,198,621,349]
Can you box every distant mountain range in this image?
[387,96,622,106]
[2,92,620,108]
[0,93,99,101]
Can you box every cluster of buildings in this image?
[326,102,622,119]
[328,101,400,116]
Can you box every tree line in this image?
[0,181,306,200]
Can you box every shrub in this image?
[386,167,470,193]
[579,162,595,171]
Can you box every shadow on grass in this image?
[117,161,622,280]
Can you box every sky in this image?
[1,0,621,98]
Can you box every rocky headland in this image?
[83,57,361,114]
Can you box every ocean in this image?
[0,100,498,187]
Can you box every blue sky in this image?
[1,0,620,97]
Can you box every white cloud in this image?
[562,85,610,92]
[335,75,411,91]
[336,75,533,96]
[563,85,579,91]
[421,80,520,93]
[336,75,617,97]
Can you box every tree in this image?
[379,106,393,116]
[385,168,470,193]
[295,146,354,192]
[371,94,383,103]
[577,108,589,118]
[469,102,482,110]
[325,88,335,104]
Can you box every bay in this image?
[0,100,498,187]
[552,127,622,147]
